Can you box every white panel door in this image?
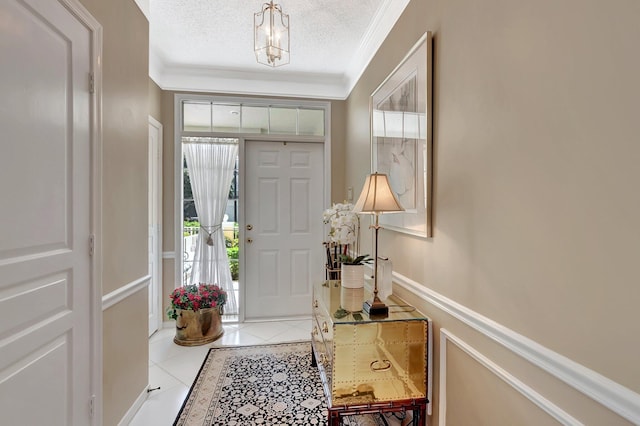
[244,141,324,319]
[148,117,163,336]
[0,0,93,424]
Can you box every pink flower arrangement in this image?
[167,283,227,320]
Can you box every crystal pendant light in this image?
[253,0,289,67]
[254,1,290,67]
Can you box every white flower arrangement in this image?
[323,202,361,279]
[323,202,359,249]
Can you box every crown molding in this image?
[149,0,410,100]
[152,63,348,100]
[343,0,410,96]
[133,0,149,21]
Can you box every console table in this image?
[311,280,431,425]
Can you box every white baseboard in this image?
[393,272,640,424]
[117,386,148,426]
[439,329,581,425]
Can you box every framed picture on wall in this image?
[370,31,433,238]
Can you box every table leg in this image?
[328,412,340,426]
[412,407,424,426]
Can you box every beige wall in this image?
[82,0,149,295]
[346,0,640,424]
[149,78,163,122]
[330,99,347,203]
[78,0,150,423]
[160,90,176,313]
[160,89,176,255]
[82,0,640,421]
[102,291,149,426]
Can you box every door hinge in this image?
[89,72,95,94]
[89,235,95,257]
[89,394,95,418]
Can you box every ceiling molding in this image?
[133,0,149,21]
[152,63,349,100]
[149,0,410,100]
[344,0,410,96]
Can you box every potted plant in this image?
[338,254,372,289]
[167,283,227,346]
[337,254,372,312]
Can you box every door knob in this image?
[246,224,253,231]
[247,238,253,244]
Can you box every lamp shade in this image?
[352,173,405,214]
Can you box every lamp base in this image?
[363,297,389,317]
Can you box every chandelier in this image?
[254,1,290,67]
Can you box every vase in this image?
[340,286,364,312]
[340,264,364,289]
[174,307,224,346]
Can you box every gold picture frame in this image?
[370,32,433,238]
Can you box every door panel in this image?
[291,249,311,295]
[245,141,324,319]
[0,0,92,423]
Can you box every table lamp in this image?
[352,173,404,316]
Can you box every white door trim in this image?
[148,115,163,335]
[237,137,246,322]
[172,94,332,313]
[58,0,103,423]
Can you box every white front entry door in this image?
[244,141,325,319]
[0,0,94,424]
[148,117,163,336]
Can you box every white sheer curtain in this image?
[184,138,239,315]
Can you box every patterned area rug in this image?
[173,342,409,425]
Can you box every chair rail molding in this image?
[393,272,640,424]
[439,329,581,425]
[102,275,152,310]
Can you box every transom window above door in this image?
[182,101,325,136]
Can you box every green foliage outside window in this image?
[227,235,239,280]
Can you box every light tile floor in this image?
[129,319,312,426]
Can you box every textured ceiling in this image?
[147,0,409,99]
